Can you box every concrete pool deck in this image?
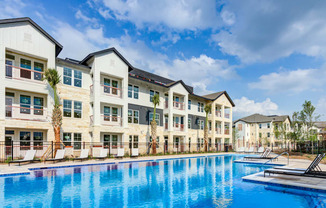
[240,157,326,192]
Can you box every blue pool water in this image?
[1,155,326,207]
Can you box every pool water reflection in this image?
[0,155,325,207]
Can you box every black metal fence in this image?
[0,141,233,163]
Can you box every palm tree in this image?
[204,104,211,152]
[151,94,160,154]
[43,68,62,152]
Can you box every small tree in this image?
[151,94,160,154]
[299,101,320,154]
[273,123,281,148]
[204,104,211,152]
[232,127,240,149]
[43,69,62,153]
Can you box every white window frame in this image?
[199,120,204,130]
[150,90,159,102]
[128,109,139,124]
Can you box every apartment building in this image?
[234,114,291,150]
[0,17,234,157]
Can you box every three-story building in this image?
[0,17,235,157]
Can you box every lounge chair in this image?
[243,148,274,160]
[8,150,40,166]
[73,149,89,162]
[116,148,124,158]
[264,153,326,178]
[237,147,245,153]
[257,147,264,153]
[44,149,66,163]
[245,147,254,153]
[131,148,139,157]
[94,149,108,160]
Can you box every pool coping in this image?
[243,175,326,193]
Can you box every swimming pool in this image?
[0,155,325,207]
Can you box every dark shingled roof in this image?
[235,113,290,124]
[56,58,91,69]
[0,17,63,56]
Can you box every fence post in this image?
[51,141,54,158]
[11,140,14,160]
[109,142,111,158]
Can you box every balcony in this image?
[101,115,122,126]
[5,64,45,84]
[215,110,221,117]
[216,128,221,134]
[173,123,184,131]
[89,85,123,98]
[5,104,48,121]
[225,113,230,119]
[165,123,168,130]
[173,101,185,110]
[224,129,230,135]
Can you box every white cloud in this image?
[99,0,221,30]
[233,97,279,118]
[249,68,326,94]
[212,0,326,63]
[317,97,326,119]
[75,10,98,24]
[0,0,25,18]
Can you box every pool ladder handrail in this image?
[264,152,289,165]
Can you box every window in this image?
[63,133,72,146]
[5,54,15,77]
[267,133,270,138]
[63,100,72,117]
[238,124,243,131]
[20,95,31,114]
[150,90,159,102]
[198,102,204,112]
[20,131,31,150]
[20,58,31,79]
[74,101,82,118]
[267,123,270,128]
[74,133,82,149]
[199,120,204,130]
[112,135,118,149]
[112,80,118,95]
[188,100,191,110]
[209,121,212,131]
[128,85,139,99]
[74,70,82,87]
[259,124,262,129]
[103,135,110,148]
[33,132,43,150]
[149,112,160,125]
[34,62,43,81]
[63,67,72,85]
[128,85,133,98]
[134,86,139,99]
[104,106,111,121]
[103,106,119,122]
[128,109,139,124]
[34,97,44,115]
[188,118,191,129]
[104,78,111,93]
[112,107,118,122]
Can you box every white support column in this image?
[0,47,6,142]
[92,62,101,126]
[168,90,173,131]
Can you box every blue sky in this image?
[1,0,325,120]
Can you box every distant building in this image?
[315,121,326,141]
[234,114,291,150]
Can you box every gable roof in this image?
[0,17,63,56]
[80,47,133,70]
[201,91,235,107]
[235,113,290,124]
